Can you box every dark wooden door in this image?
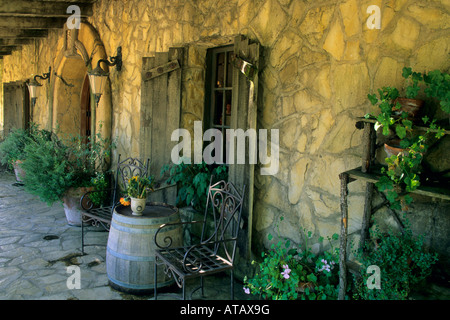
[3,81,29,134]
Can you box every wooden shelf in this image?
[344,166,450,201]
[338,118,450,300]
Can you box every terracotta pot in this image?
[13,160,25,182]
[384,139,408,158]
[392,98,424,120]
[62,186,93,226]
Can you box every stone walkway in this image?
[0,171,250,300]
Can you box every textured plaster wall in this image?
[1,0,449,258]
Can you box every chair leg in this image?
[231,270,234,300]
[200,276,204,297]
[154,260,158,300]
[182,279,186,300]
[81,218,85,255]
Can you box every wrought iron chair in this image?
[80,155,150,254]
[153,178,245,300]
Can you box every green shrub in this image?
[21,129,115,206]
[352,222,438,300]
[161,161,228,212]
[0,123,45,170]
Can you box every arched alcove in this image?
[51,22,111,141]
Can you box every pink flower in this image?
[281,264,291,279]
[243,287,250,294]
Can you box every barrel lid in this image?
[115,202,178,218]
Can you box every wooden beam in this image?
[0,46,20,53]
[0,0,93,18]
[0,39,32,46]
[0,16,67,29]
[0,28,48,38]
[0,50,13,56]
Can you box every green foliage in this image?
[377,116,443,210]
[0,123,46,170]
[89,172,110,207]
[366,67,450,210]
[21,128,115,206]
[161,161,228,212]
[352,222,438,300]
[422,69,450,114]
[126,175,154,199]
[244,218,340,300]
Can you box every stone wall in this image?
[1,0,449,259]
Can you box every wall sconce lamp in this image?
[27,66,51,113]
[87,46,122,107]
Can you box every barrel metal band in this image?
[107,246,155,262]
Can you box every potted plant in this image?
[20,128,115,226]
[121,175,154,215]
[0,124,45,182]
[366,68,449,210]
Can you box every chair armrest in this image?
[80,188,114,211]
[154,220,204,249]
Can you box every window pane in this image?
[226,51,233,88]
[215,52,225,88]
[213,91,224,125]
[224,90,232,127]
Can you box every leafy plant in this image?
[352,222,438,300]
[0,123,48,170]
[125,175,154,199]
[376,116,446,210]
[366,67,449,210]
[161,161,228,212]
[89,172,110,207]
[21,128,115,206]
[243,217,340,300]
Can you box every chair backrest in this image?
[200,178,245,264]
[111,156,150,204]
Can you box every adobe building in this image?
[1,0,449,276]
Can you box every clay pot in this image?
[384,139,408,158]
[13,160,25,182]
[62,186,93,226]
[392,98,424,120]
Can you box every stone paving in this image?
[0,171,250,300]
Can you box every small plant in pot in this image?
[121,175,155,216]
[20,128,115,226]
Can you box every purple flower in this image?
[281,264,291,279]
[243,287,250,294]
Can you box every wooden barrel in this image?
[106,202,182,294]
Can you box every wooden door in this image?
[3,81,29,134]
[80,75,92,140]
[140,47,183,206]
[229,35,261,259]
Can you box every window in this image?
[204,45,234,164]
